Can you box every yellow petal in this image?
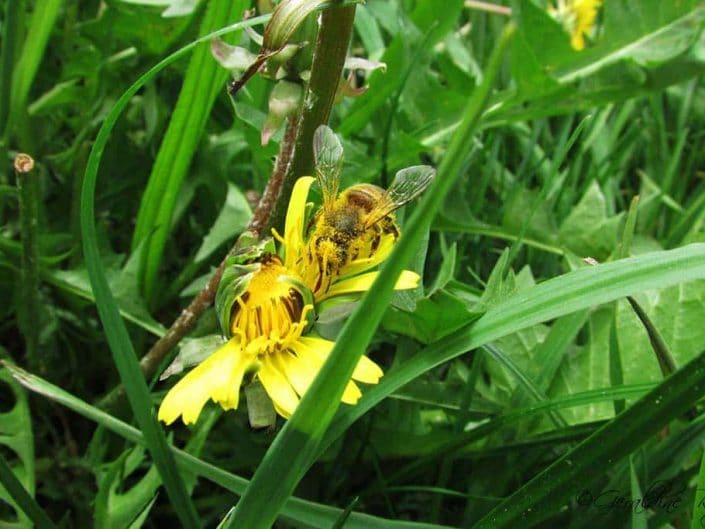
[258,356,299,418]
[283,176,315,268]
[341,380,362,404]
[351,355,384,384]
[293,337,382,386]
[158,338,247,425]
[292,339,362,404]
[278,351,317,397]
[295,336,334,364]
[319,270,419,301]
[394,270,420,290]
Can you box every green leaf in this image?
[383,289,478,344]
[550,307,614,424]
[0,454,55,529]
[318,243,705,464]
[0,367,36,529]
[559,180,623,260]
[119,0,201,18]
[6,0,63,139]
[616,279,705,387]
[51,259,165,337]
[339,0,465,135]
[193,183,252,264]
[94,447,160,529]
[160,334,226,380]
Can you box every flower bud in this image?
[263,0,328,51]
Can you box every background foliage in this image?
[2,0,705,527]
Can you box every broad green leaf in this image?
[50,265,165,338]
[0,368,35,529]
[160,334,226,380]
[94,447,160,529]
[558,180,623,260]
[383,289,478,344]
[551,307,614,424]
[193,183,252,264]
[616,279,705,387]
[502,186,559,247]
[480,323,548,406]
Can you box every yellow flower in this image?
[158,255,384,425]
[550,0,602,50]
[278,176,420,302]
[158,175,421,426]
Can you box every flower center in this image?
[230,255,309,354]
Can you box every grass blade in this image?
[222,21,517,529]
[81,121,203,528]
[6,0,63,143]
[0,452,56,529]
[0,0,21,138]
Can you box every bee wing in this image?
[313,125,344,210]
[365,165,436,227]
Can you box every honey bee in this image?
[307,125,435,284]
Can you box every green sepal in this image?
[245,380,277,429]
[215,237,277,337]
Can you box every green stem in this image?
[268,3,357,231]
[15,154,41,370]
